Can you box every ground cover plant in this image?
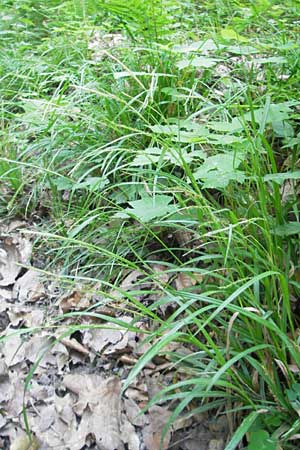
[1,0,300,448]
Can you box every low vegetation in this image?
[1,0,300,448]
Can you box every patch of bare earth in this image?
[0,222,228,450]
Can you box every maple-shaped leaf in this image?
[114,195,177,222]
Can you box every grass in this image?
[1,0,300,448]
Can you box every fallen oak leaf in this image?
[63,374,124,450]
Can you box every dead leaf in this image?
[63,374,124,450]
[120,270,144,290]
[82,327,124,355]
[175,272,198,290]
[0,235,32,286]
[13,270,45,303]
[123,397,146,427]
[120,416,140,450]
[142,405,172,450]
[151,264,170,284]
[61,338,89,355]
[0,287,12,301]
[10,433,40,450]
[59,289,90,313]
[2,332,25,367]
[208,439,225,450]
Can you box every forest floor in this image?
[0,221,227,449]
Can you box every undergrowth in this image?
[1,0,300,448]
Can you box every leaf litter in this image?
[0,222,228,449]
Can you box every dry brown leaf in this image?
[2,333,25,367]
[13,270,45,303]
[0,287,12,301]
[175,272,196,290]
[61,338,89,355]
[123,397,146,427]
[2,369,25,417]
[142,405,172,450]
[23,334,53,364]
[0,235,32,286]
[59,289,90,313]
[3,220,27,233]
[63,374,124,450]
[120,415,140,450]
[151,264,170,284]
[6,304,44,328]
[82,327,124,355]
[208,439,225,450]
[124,387,148,405]
[10,433,40,450]
[88,31,126,61]
[120,270,144,290]
[175,272,203,290]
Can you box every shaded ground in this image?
[0,222,227,450]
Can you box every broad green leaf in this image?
[49,177,73,191]
[255,56,287,64]
[243,103,292,124]
[194,153,245,188]
[73,177,108,190]
[177,56,218,69]
[220,28,248,42]
[150,123,243,144]
[273,222,300,236]
[205,133,243,145]
[272,120,294,138]
[286,384,300,415]
[263,171,300,184]
[191,56,218,68]
[173,38,218,53]
[207,119,243,133]
[114,195,177,222]
[132,147,205,166]
[150,122,210,142]
[227,44,257,54]
[199,170,245,188]
[113,71,175,79]
[132,147,162,165]
[248,430,278,450]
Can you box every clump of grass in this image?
[1,0,300,448]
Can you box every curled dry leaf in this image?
[61,337,89,355]
[0,235,32,286]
